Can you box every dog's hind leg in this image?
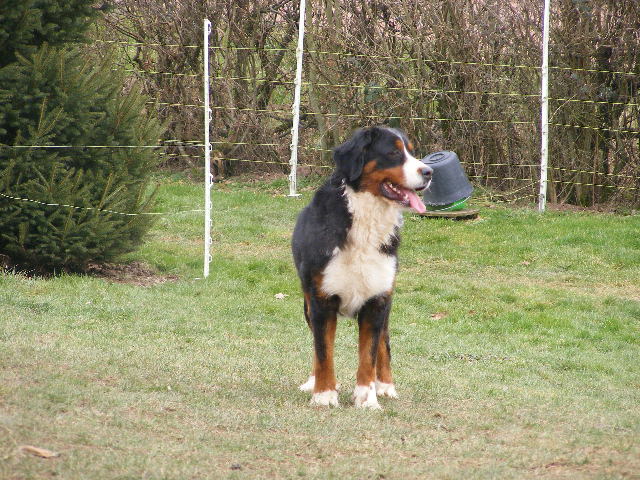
[299,292,316,392]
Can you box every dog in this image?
[291,126,432,408]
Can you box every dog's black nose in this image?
[420,165,433,179]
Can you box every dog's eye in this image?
[389,150,403,158]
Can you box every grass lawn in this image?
[1,173,639,479]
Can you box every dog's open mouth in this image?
[380,182,427,214]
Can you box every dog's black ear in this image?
[333,128,376,182]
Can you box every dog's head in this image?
[333,126,432,213]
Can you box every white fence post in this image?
[288,0,307,197]
[538,0,551,212]
[203,19,213,277]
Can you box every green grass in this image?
[1,174,639,479]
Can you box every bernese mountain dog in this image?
[291,126,432,409]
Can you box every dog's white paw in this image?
[353,382,382,410]
[299,375,315,392]
[300,376,341,393]
[310,390,339,407]
[375,381,398,398]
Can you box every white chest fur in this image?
[321,188,402,317]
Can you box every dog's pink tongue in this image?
[406,189,426,214]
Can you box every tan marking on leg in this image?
[354,322,382,408]
[312,272,331,299]
[375,329,398,398]
[376,332,393,385]
[356,321,376,387]
[313,313,337,393]
[299,290,315,391]
[304,291,311,320]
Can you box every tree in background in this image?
[100,0,640,207]
[100,0,299,176]
[0,0,163,272]
[0,0,98,67]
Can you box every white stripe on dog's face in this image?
[381,128,430,191]
[399,137,431,190]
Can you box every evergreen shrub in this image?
[0,45,164,272]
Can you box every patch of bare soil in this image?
[86,261,178,287]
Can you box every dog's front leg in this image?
[375,314,398,399]
[307,292,340,407]
[353,295,392,409]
